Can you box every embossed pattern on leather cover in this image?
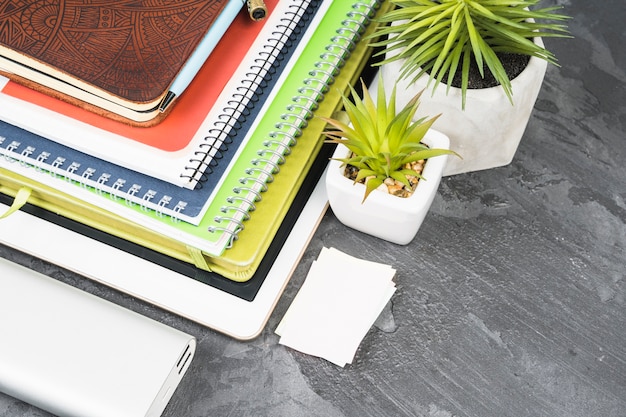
[0,0,229,105]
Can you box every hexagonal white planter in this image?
[380,38,548,176]
[325,129,450,245]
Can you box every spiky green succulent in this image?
[369,0,570,108]
[320,77,457,202]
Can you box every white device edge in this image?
[0,167,328,340]
[0,257,196,417]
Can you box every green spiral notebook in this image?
[0,0,389,282]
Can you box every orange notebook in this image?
[0,0,281,188]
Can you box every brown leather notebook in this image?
[0,0,232,126]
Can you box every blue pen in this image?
[159,0,247,112]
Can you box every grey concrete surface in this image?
[1,0,625,416]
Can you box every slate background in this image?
[1,0,624,415]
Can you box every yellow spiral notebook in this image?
[0,0,389,282]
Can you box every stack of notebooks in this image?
[0,0,390,302]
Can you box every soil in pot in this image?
[428,52,531,89]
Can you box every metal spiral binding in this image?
[256,147,286,165]
[319,50,346,67]
[308,67,337,84]
[330,34,356,51]
[80,168,95,189]
[155,196,172,217]
[274,120,304,137]
[262,140,291,157]
[36,153,50,175]
[67,162,80,181]
[232,186,263,203]
[206,224,242,246]
[245,166,275,183]
[0,131,193,222]
[268,130,298,146]
[126,184,141,206]
[2,139,19,162]
[353,1,381,16]
[285,103,316,121]
[341,19,367,35]
[19,146,33,168]
[95,173,111,195]
[181,0,316,187]
[251,156,281,175]
[139,190,156,211]
[50,157,65,178]
[281,110,309,128]
[172,202,188,219]
[110,178,126,201]
[347,9,372,21]
[221,204,251,221]
[291,92,320,110]
[227,195,257,212]
[210,0,380,246]
[210,216,244,228]
[239,176,269,192]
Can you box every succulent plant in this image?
[369,0,571,108]
[320,76,457,202]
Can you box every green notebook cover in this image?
[0,0,389,281]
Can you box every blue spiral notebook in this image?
[0,0,323,225]
[0,0,318,190]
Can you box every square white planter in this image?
[325,129,450,245]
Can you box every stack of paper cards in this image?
[276,247,396,367]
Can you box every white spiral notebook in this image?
[0,0,311,190]
[0,0,324,224]
[0,0,382,264]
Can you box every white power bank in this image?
[0,256,196,417]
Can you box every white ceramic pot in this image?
[380,38,548,176]
[325,129,450,245]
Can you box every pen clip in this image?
[158,91,176,113]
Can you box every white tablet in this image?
[0,170,328,340]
